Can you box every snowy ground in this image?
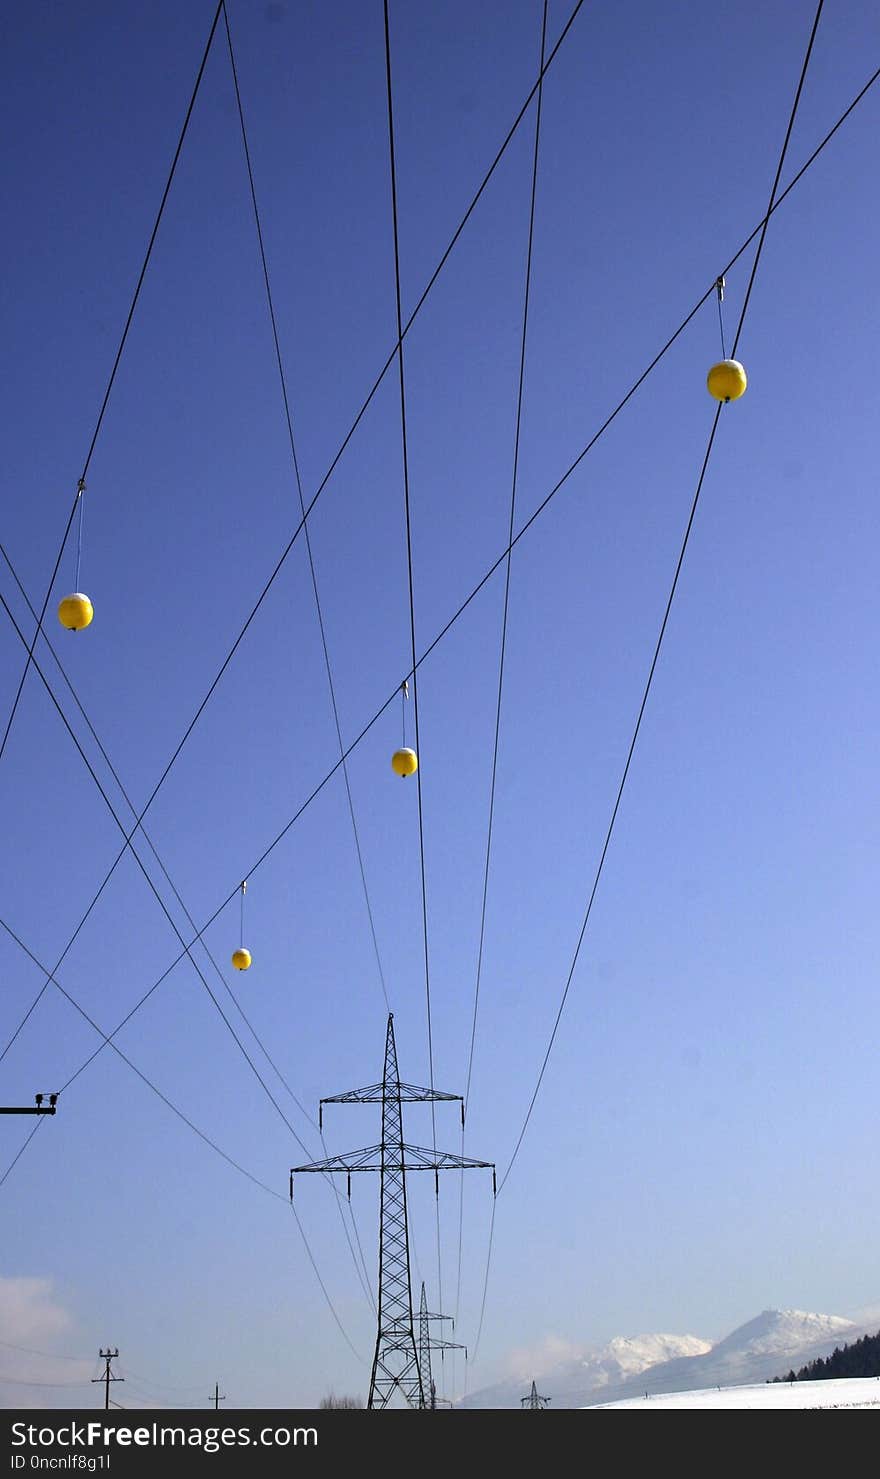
[588,1377,880,1409]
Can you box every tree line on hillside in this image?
[773,1329,880,1383]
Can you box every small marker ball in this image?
[231,948,252,971]
[391,747,418,778]
[58,593,94,631]
[707,359,747,403]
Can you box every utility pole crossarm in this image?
[292,1145,493,1175]
[321,1081,460,1106]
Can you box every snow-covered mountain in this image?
[462,1307,875,1409]
[461,1332,710,1409]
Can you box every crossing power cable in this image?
[0,0,591,1089]
[455,0,549,1340]
[0,592,376,1312]
[0,918,366,1364]
[382,0,444,1315]
[468,0,828,1362]
[3,38,869,1121]
[0,544,376,1311]
[498,0,826,1198]
[0,0,225,772]
[0,0,590,961]
[0,540,314,1133]
[222,1,390,1016]
[2,52,872,1110]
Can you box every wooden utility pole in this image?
[92,1349,123,1410]
[211,1382,226,1410]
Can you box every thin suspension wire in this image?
[73,482,85,591]
[0,0,224,773]
[498,0,826,1196]
[457,0,548,1331]
[1,60,871,1087]
[383,0,441,1314]
[716,285,727,358]
[222,0,390,1014]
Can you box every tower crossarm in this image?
[318,1082,463,1127]
[291,1145,493,1177]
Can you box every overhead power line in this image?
[0,0,591,967]
[457,0,549,1337]
[497,0,826,1198]
[2,46,870,1146]
[0,915,365,1364]
[0,0,225,772]
[382,0,442,1314]
[0,0,592,1088]
[0,582,377,1307]
[222,1,390,1014]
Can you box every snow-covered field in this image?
[589,1377,880,1409]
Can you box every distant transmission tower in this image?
[417,1282,466,1410]
[291,1013,494,1409]
[521,1380,550,1409]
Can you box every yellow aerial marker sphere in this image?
[707,359,747,403]
[231,948,252,971]
[57,593,94,631]
[391,747,418,778]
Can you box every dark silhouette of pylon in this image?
[418,1282,466,1410]
[290,1014,494,1409]
[521,1380,550,1409]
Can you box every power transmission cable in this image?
[3,8,864,1089]
[0,16,856,1360]
[222,1,390,1015]
[0,538,314,1132]
[382,0,442,1316]
[0,919,365,1363]
[0,1117,45,1190]
[497,0,826,1198]
[0,0,590,952]
[455,0,548,1334]
[0,0,225,772]
[0,1338,94,1363]
[2,53,871,1101]
[469,0,829,1361]
[0,597,376,1313]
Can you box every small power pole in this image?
[211,1382,226,1411]
[291,1013,494,1409]
[417,1283,466,1410]
[92,1349,123,1410]
[521,1380,550,1410]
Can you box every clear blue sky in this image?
[1,0,878,1408]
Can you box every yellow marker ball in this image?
[391,747,418,778]
[707,359,747,403]
[58,593,94,631]
[231,948,252,971]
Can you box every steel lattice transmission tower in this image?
[521,1380,551,1409]
[291,1014,494,1409]
[417,1282,466,1410]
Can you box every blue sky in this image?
[1,0,879,1408]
